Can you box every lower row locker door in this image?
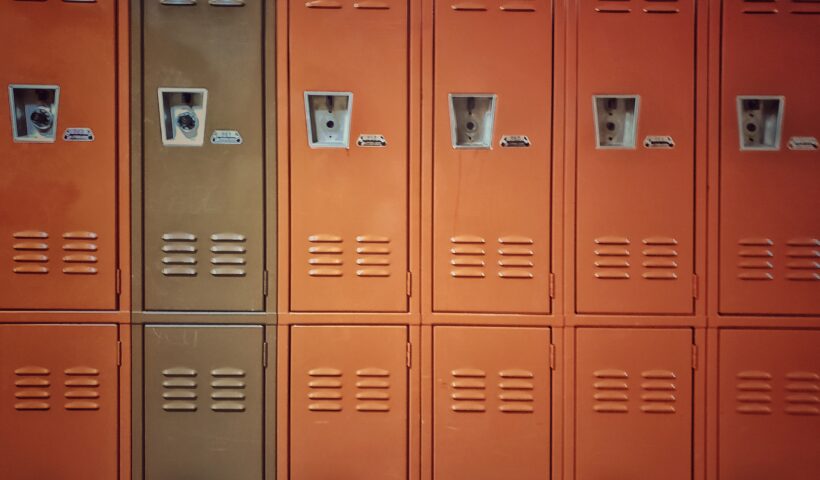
[719,330,820,480]
[0,324,119,480]
[576,328,693,480]
[144,325,264,480]
[290,326,408,480]
[434,327,551,480]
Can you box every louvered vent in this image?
[210,233,247,277]
[210,367,246,412]
[356,235,392,278]
[642,237,679,280]
[14,366,51,411]
[62,231,99,275]
[644,0,680,14]
[735,370,773,414]
[742,0,778,14]
[307,368,343,412]
[595,0,632,14]
[450,236,487,279]
[161,232,198,277]
[594,237,631,280]
[593,369,629,413]
[12,231,49,274]
[737,238,775,281]
[498,369,535,413]
[640,370,677,413]
[162,367,198,412]
[64,366,101,411]
[355,368,391,412]
[785,371,820,416]
[498,237,535,280]
[450,368,487,413]
[785,238,819,281]
[308,234,343,277]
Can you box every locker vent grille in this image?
[355,368,391,412]
[593,368,679,414]
[735,370,773,414]
[356,235,392,278]
[640,370,677,414]
[735,370,820,415]
[12,231,49,274]
[307,367,343,412]
[210,367,246,412]
[498,236,535,280]
[306,366,393,413]
[593,236,631,280]
[742,0,778,14]
[307,234,394,278]
[210,233,247,277]
[785,237,820,281]
[736,237,819,281]
[641,237,679,280]
[450,368,487,412]
[161,233,198,277]
[14,366,51,411]
[498,369,535,413]
[449,368,537,414]
[450,235,536,280]
[62,231,99,275]
[64,366,101,410]
[161,367,198,412]
[450,236,487,279]
[785,371,820,416]
[592,369,629,413]
[308,234,343,277]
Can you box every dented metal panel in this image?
[576,328,693,480]
[434,326,551,480]
[288,1,410,312]
[140,1,266,311]
[575,0,696,314]
[290,326,408,479]
[0,0,118,310]
[0,324,119,480]
[719,329,820,479]
[433,0,552,314]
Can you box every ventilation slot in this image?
[12,231,49,274]
[785,371,820,415]
[593,369,629,413]
[63,366,100,410]
[355,368,391,412]
[639,370,677,414]
[498,369,535,413]
[450,236,487,279]
[356,235,391,278]
[162,367,198,412]
[61,231,99,274]
[785,238,820,281]
[499,2,537,12]
[594,237,630,280]
[451,2,488,11]
[595,0,631,14]
[161,233,198,276]
[735,370,773,414]
[14,366,50,411]
[308,368,343,412]
[642,237,679,280]
[210,233,247,277]
[737,238,775,281]
[210,367,246,412]
[450,368,486,413]
[308,234,343,277]
[498,236,535,280]
[644,0,679,14]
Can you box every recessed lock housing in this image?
[449,94,496,149]
[737,96,784,150]
[9,85,60,143]
[305,92,353,148]
[593,95,639,149]
[158,88,208,147]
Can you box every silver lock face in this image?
[9,85,60,143]
[305,92,353,148]
[593,95,639,149]
[449,94,497,149]
[158,88,208,147]
[737,96,784,151]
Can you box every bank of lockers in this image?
[0,325,120,480]
[136,0,267,312]
[0,0,121,310]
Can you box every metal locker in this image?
[0,1,119,310]
[288,1,410,312]
[140,1,266,311]
[0,324,119,480]
[432,1,552,314]
[290,326,408,479]
[719,330,820,480]
[575,0,696,314]
[143,325,264,480]
[576,328,693,480]
[719,1,820,315]
[433,327,551,480]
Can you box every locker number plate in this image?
[357,134,387,147]
[500,135,531,148]
[211,130,243,145]
[643,135,675,149]
[63,128,94,142]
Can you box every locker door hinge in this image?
[263,342,269,368]
[692,274,699,299]
[263,270,269,297]
[692,344,698,370]
[116,341,122,367]
[406,342,412,368]
[115,268,122,295]
[548,273,556,299]
[549,344,556,370]
[406,272,413,297]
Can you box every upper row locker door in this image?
[0,1,118,310]
[288,0,410,312]
[719,1,820,316]
[575,0,696,315]
[433,0,553,315]
[0,324,119,480]
[142,0,265,311]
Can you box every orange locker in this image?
[432,0,552,314]
[719,1,820,315]
[433,327,551,480]
[288,1,410,312]
[575,0,696,314]
[290,326,408,479]
[0,0,119,310]
[719,329,820,480]
[575,328,693,480]
[0,324,119,480]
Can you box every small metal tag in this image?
[643,135,675,149]
[500,135,531,148]
[788,136,818,151]
[63,128,94,142]
[210,130,243,145]
[357,134,387,147]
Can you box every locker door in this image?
[144,325,264,480]
[142,1,265,311]
[0,325,119,480]
[576,0,696,314]
[289,1,409,312]
[290,326,408,479]
[434,327,551,480]
[719,330,820,480]
[0,1,118,310]
[576,328,693,480]
[433,0,552,314]
[719,2,820,315]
